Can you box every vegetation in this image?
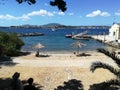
[0,31,24,56]
[90,48,120,90]
[16,0,67,12]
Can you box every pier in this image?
[91,35,106,42]
[91,35,119,48]
[17,32,44,37]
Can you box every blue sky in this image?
[0,0,120,26]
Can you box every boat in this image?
[65,32,75,38]
[72,35,91,40]
[65,34,72,38]
[17,32,44,37]
[51,28,56,31]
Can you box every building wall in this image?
[118,27,120,39]
[109,24,120,41]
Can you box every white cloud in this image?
[0,9,54,21]
[53,11,65,16]
[0,9,67,21]
[115,12,120,16]
[19,14,30,20]
[0,14,30,21]
[0,15,5,19]
[5,14,16,20]
[69,13,74,16]
[27,9,54,16]
[0,14,17,20]
[58,12,65,15]
[86,10,110,17]
[86,10,101,17]
[100,12,110,16]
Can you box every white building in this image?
[108,23,120,42]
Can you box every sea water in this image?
[0,27,109,53]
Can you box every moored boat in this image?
[65,34,72,38]
[17,32,44,37]
[51,28,56,31]
[72,35,91,40]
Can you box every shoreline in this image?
[21,49,98,54]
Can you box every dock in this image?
[91,35,106,42]
[91,35,119,48]
[17,32,44,37]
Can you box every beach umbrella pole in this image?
[77,46,80,54]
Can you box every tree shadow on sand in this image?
[89,79,120,90]
[0,56,17,67]
[54,79,84,90]
[89,48,120,90]
[17,51,31,56]
[0,52,31,68]
[0,78,43,90]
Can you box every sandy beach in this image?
[0,51,117,90]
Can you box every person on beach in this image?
[24,78,37,90]
[36,50,39,57]
[10,72,23,90]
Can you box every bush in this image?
[0,31,24,56]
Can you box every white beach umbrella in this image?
[31,43,45,52]
[72,41,86,54]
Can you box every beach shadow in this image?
[17,51,31,56]
[36,54,51,58]
[0,52,32,68]
[22,79,43,90]
[76,53,91,57]
[0,56,17,67]
[89,79,120,90]
[0,78,12,90]
[54,79,84,90]
[0,78,43,90]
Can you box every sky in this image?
[0,0,120,26]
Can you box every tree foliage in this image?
[0,31,24,56]
[16,0,36,5]
[50,0,67,12]
[16,0,67,12]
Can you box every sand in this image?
[0,51,118,90]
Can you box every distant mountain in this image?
[43,23,61,26]
[41,23,66,28]
[42,23,65,27]
[10,23,110,29]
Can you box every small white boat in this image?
[65,34,72,38]
[51,28,56,31]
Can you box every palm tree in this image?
[90,48,120,90]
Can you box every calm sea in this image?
[0,27,109,53]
